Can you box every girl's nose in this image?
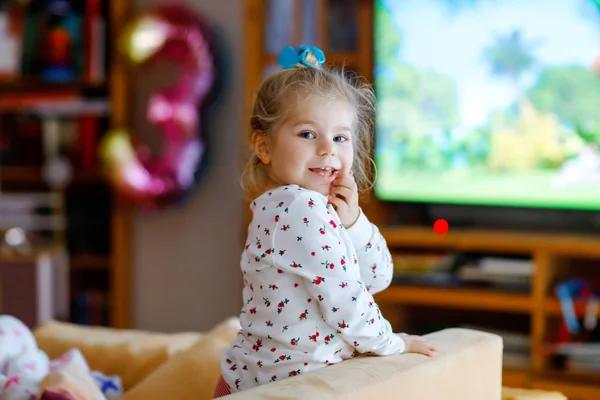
[317,138,335,156]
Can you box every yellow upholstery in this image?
[224,328,503,400]
[123,318,240,400]
[34,320,204,390]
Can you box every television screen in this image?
[374,0,600,210]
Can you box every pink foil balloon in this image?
[101,2,220,210]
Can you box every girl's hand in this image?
[328,169,360,228]
[398,333,436,357]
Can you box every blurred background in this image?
[0,0,599,398]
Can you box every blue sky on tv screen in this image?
[381,0,600,130]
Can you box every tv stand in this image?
[395,202,434,227]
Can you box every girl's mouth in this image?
[309,167,338,177]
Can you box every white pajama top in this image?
[220,185,404,393]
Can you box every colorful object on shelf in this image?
[555,279,598,336]
[40,0,82,82]
[277,45,326,70]
[101,2,221,210]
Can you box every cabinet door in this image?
[0,252,68,328]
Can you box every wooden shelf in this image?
[0,79,108,112]
[538,369,600,385]
[375,284,532,313]
[70,254,109,270]
[380,227,600,258]
[532,372,600,399]
[1,166,103,184]
[546,298,600,317]
[502,365,600,396]
[376,283,600,317]
[0,78,107,95]
[0,246,62,262]
[502,368,530,388]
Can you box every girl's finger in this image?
[328,195,343,210]
[332,184,356,196]
[333,175,355,189]
[331,186,353,203]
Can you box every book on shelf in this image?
[70,288,109,326]
[391,252,532,293]
[0,98,109,174]
[477,257,534,276]
[11,0,106,84]
[551,342,600,373]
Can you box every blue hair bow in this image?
[277,46,326,70]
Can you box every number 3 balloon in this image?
[101,2,221,210]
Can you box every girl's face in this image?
[255,95,355,196]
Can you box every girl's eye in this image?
[300,131,315,139]
[334,135,348,142]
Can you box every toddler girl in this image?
[215,45,435,397]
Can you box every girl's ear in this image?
[252,131,271,165]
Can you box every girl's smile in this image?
[254,95,355,196]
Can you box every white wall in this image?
[131,0,245,332]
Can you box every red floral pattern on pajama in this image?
[220,185,404,393]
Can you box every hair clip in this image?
[277,45,326,70]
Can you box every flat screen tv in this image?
[374,0,600,212]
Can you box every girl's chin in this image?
[301,184,330,196]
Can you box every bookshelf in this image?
[244,1,600,398]
[0,0,131,328]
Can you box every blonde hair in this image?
[241,64,376,200]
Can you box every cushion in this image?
[123,317,240,400]
[38,356,106,400]
[34,320,204,390]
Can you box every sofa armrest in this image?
[223,328,503,400]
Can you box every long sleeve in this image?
[270,192,404,356]
[345,210,395,295]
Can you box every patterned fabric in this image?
[220,185,404,393]
[0,315,49,400]
[49,349,88,373]
[0,315,123,400]
[90,371,123,400]
[213,376,231,398]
